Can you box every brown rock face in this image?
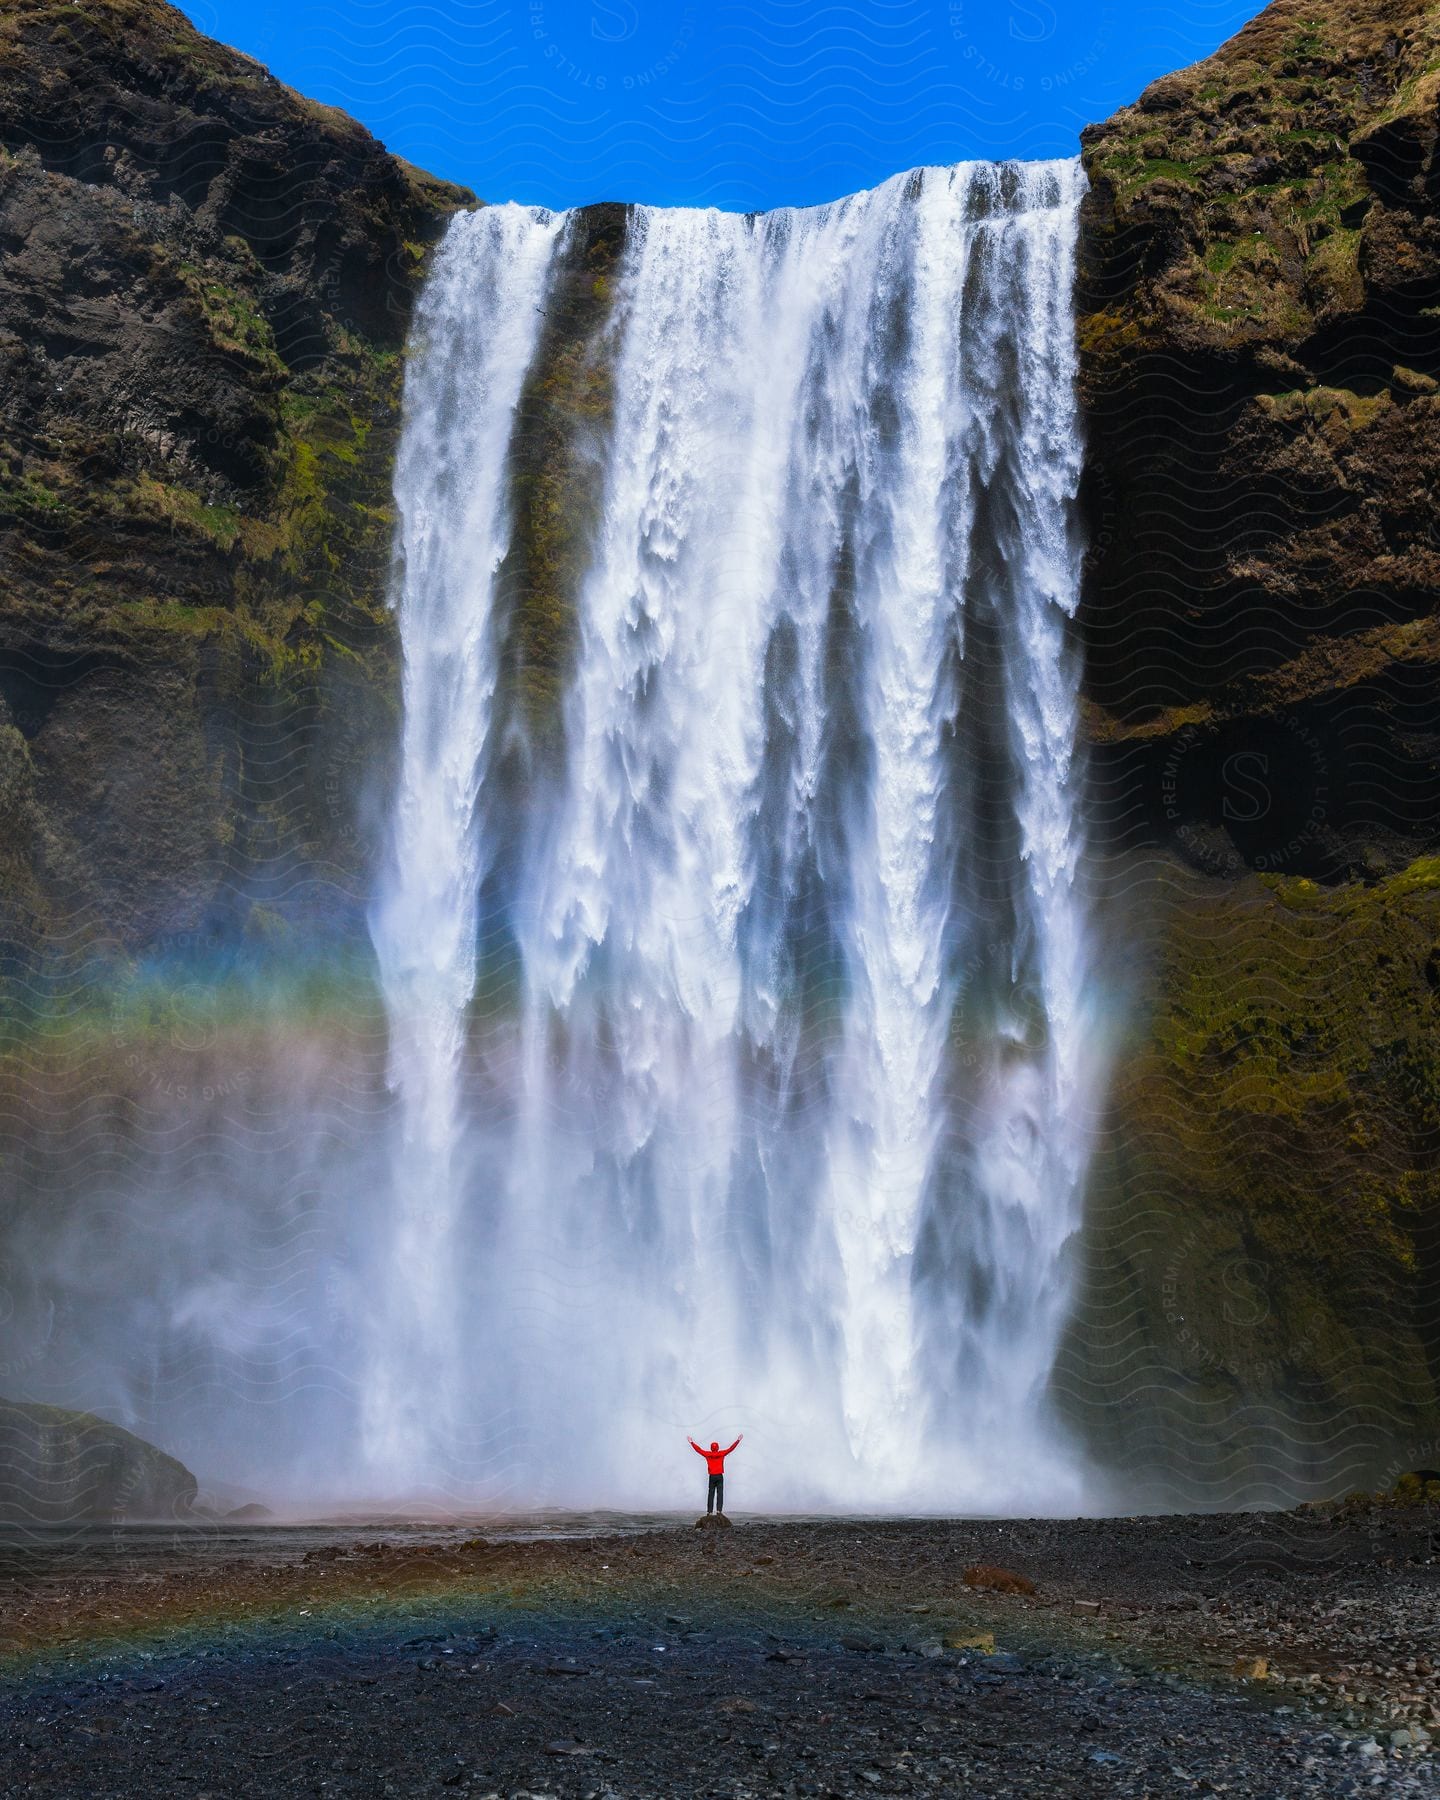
[1077,0,1440,869]
[1067,0,1440,1498]
[0,0,472,964]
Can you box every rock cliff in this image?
[1068,0,1440,1494]
[0,0,472,967]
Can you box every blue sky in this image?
[182,0,1262,211]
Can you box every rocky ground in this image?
[0,1503,1436,1797]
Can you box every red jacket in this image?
[690,1436,741,1475]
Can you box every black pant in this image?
[707,1473,723,1514]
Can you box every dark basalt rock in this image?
[0,0,474,968]
[0,1397,198,1521]
[1067,0,1440,1496]
[1076,0,1440,859]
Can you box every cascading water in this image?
[366,207,565,1476]
[368,160,1098,1511]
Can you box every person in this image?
[688,1433,742,1515]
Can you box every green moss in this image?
[1284,21,1329,59]
[1116,156,1210,199]
[1186,227,1317,338]
[1258,382,1390,431]
[128,475,244,549]
[242,338,407,665]
[1144,159,1209,183]
[500,221,626,750]
[120,597,230,637]
[0,472,77,526]
[1290,157,1369,222]
[1067,854,1440,1491]
[1082,697,1216,745]
[1373,56,1440,127]
[1304,224,1364,311]
[1073,307,1145,371]
[178,265,286,378]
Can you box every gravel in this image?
[0,1500,1435,1797]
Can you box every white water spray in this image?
[367,205,563,1476]
[370,163,1097,1509]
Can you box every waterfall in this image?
[369,161,1096,1510]
[366,206,565,1476]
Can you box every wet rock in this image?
[694,1513,732,1529]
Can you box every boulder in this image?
[1393,1469,1440,1502]
[694,1512,733,1529]
[0,1399,198,1523]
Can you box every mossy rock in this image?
[1060,853,1440,1499]
[0,0,474,969]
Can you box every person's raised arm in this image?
[688,1437,707,1456]
[724,1435,742,1455]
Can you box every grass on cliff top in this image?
[1,0,473,217]
[1084,0,1435,218]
